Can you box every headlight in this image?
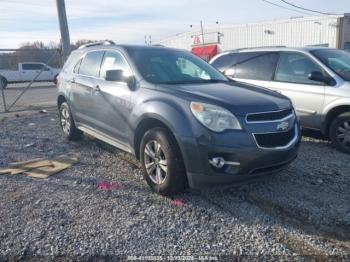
[190,102,242,132]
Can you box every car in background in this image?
[0,62,60,89]
[56,42,300,195]
[210,47,350,154]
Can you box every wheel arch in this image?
[133,116,180,160]
[57,94,67,108]
[323,105,350,136]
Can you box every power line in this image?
[261,0,314,16]
[280,0,339,15]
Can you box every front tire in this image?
[329,112,350,154]
[59,102,82,141]
[140,127,188,195]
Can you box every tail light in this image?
[54,74,59,86]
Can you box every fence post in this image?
[0,82,7,113]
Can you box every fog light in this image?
[209,157,240,168]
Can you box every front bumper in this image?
[177,123,301,189]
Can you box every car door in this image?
[71,50,105,128]
[269,52,326,128]
[20,63,42,81]
[228,52,279,89]
[39,64,55,81]
[90,50,133,144]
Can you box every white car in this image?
[0,62,60,88]
[210,47,350,153]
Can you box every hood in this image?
[156,81,291,116]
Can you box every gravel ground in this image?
[0,111,349,261]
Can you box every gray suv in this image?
[210,47,350,154]
[57,42,300,195]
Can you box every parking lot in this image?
[0,110,349,259]
[0,84,56,113]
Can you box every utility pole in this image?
[56,0,71,62]
[200,21,205,48]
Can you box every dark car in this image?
[57,41,300,195]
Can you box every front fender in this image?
[323,98,350,116]
[130,98,194,140]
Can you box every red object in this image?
[53,74,58,86]
[98,181,122,190]
[191,44,218,60]
[170,199,185,206]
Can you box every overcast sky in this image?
[0,0,349,48]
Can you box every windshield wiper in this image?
[157,79,228,85]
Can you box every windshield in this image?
[311,49,350,81]
[127,48,228,84]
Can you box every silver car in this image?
[210,47,350,154]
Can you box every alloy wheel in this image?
[144,140,168,184]
[336,120,350,148]
[60,107,71,135]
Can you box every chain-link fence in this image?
[0,48,62,113]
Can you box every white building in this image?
[159,14,350,60]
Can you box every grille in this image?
[246,109,293,122]
[254,126,295,148]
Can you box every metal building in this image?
[159,14,350,60]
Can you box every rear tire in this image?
[0,76,7,89]
[329,112,350,154]
[140,127,188,195]
[59,102,82,141]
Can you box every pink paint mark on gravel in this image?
[170,199,185,206]
[98,181,122,190]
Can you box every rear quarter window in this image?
[62,52,81,73]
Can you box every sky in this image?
[0,0,349,48]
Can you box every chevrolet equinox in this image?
[57,41,301,195]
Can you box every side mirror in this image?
[105,69,136,90]
[308,71,334,85]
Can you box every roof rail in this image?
[226,46,287,52]
[78,40,115,49]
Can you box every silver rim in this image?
[60,107,71,135]
[336,120,350,147]
[144,140,168,184]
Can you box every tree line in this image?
[0,40,105,70]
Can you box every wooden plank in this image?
[0,154,79,178]
[25,154,79,179]
[8,158,45,168]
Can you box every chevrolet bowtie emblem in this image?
[277,121,289,131]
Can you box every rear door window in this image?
[79,51,105,77]
[211,53,239,72]
[22,63,44,70]
[234,52,279,81]
[275,52,325,85]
